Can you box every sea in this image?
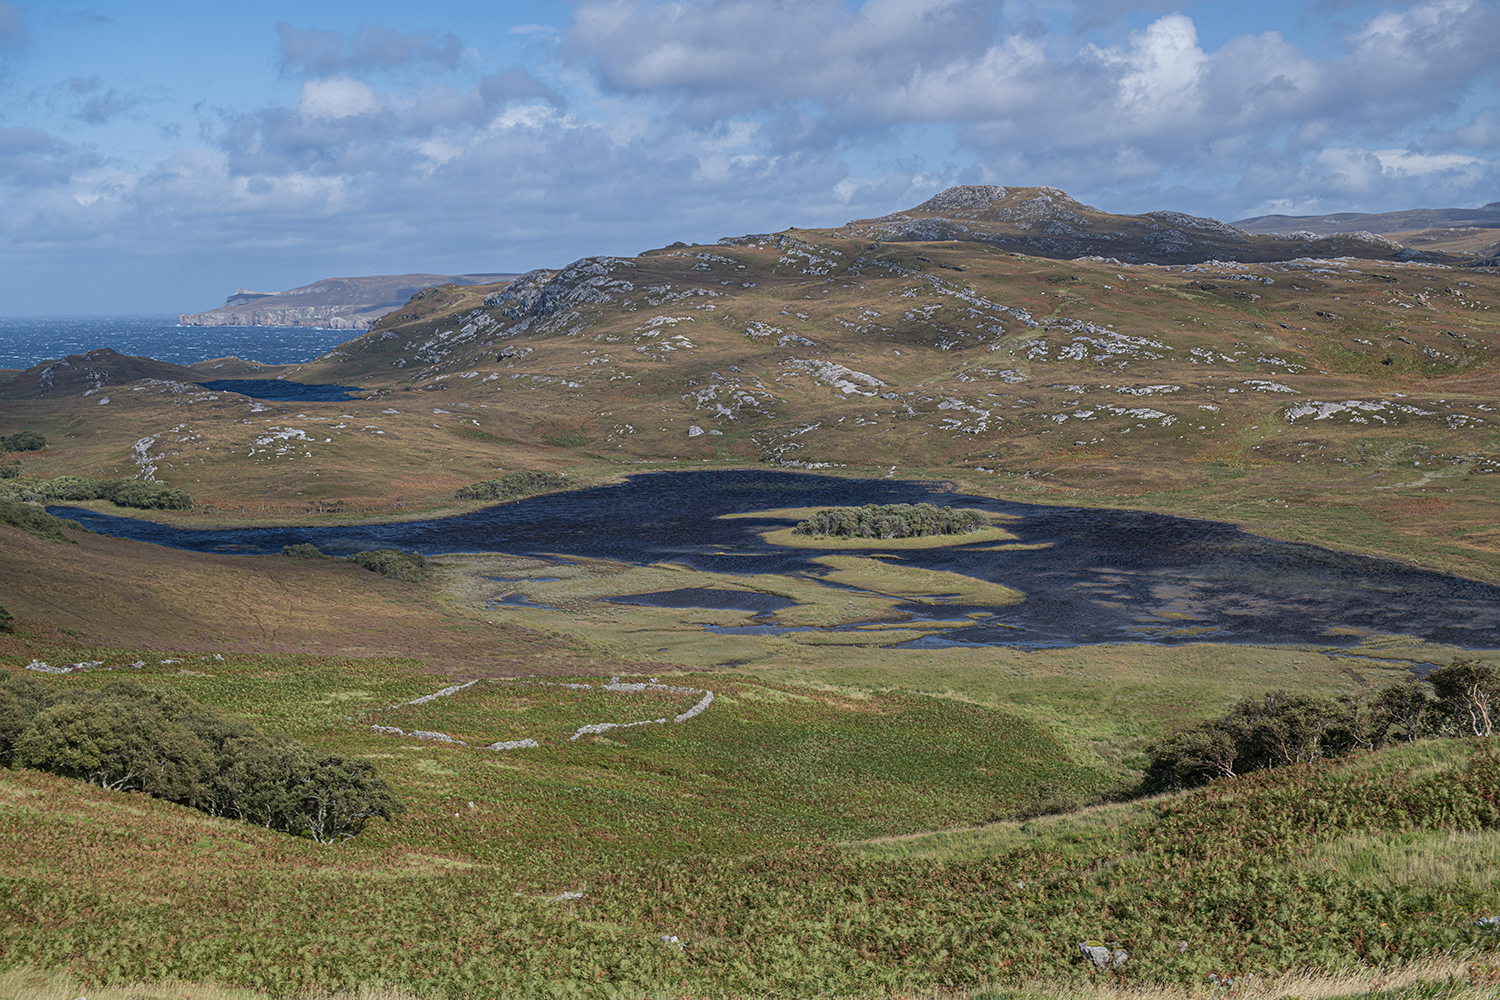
[0,316,359,371]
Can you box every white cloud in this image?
[298,76,383,120]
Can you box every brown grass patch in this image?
[0,523,620,675]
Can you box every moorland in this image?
[2,185,1500,999]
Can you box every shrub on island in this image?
[454,471,567,502]
[793,502,987,540]
[0,675,402,842]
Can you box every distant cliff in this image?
[180,273,518,329]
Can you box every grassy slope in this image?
[3,689,1499,997]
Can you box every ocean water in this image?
[0,316,360,371]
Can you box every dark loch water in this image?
[195,379,361,401]
[51,469,1500,650]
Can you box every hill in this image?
[831,184,1460,264]
[1235,202,1500,237]
[178,272,520,330]
[0,347,208,400]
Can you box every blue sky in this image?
[1,0,1497,314]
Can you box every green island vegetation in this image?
[795,503,989,539]
[0,673,401,842]
[454,470,568,501]
[0,474,192,510]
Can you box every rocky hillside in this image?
[179,272,519,330]
[824,185,1458,265]
[0,348,207,400]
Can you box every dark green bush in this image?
[97,478,193,510]
[454,471,567,501]
[281,543,325,558]
[0,475,191,510]
[0,430,46,452]
[347,549,428,581]
[0,461,20,479]
[0,604,13,633]
[794,503,987,539]
[1143,657,1497,791]
[0,498,83,544]
[0,675,402,841]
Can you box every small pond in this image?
[195,379,361,401]
[51,469,1500,651]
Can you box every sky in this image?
[0,0,1497,315]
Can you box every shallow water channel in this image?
[52,469,1500,651]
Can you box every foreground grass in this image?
[6,958,1500,1000]
[3,640,1499,998]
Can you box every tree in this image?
[1373,680,1434,743]
[291,754,405,843]
[1142,721,1241,791]
[0,604,13,633]
[1427,658,1499,737]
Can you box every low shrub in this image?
[281,543,325,559]
[794,502,987,539]
[347,549,428,581]
[0,475,191,510]
[454,471,567,501]
[0,604,13,633]
[1143,656,1499,791]
[0,498,83,544]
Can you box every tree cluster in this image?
[0,475,192,510]
[0,674,402,842]
[0,430,46,452]
[793,503,988,540]
[1144,657,1500,791]
[454,471,568,502]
